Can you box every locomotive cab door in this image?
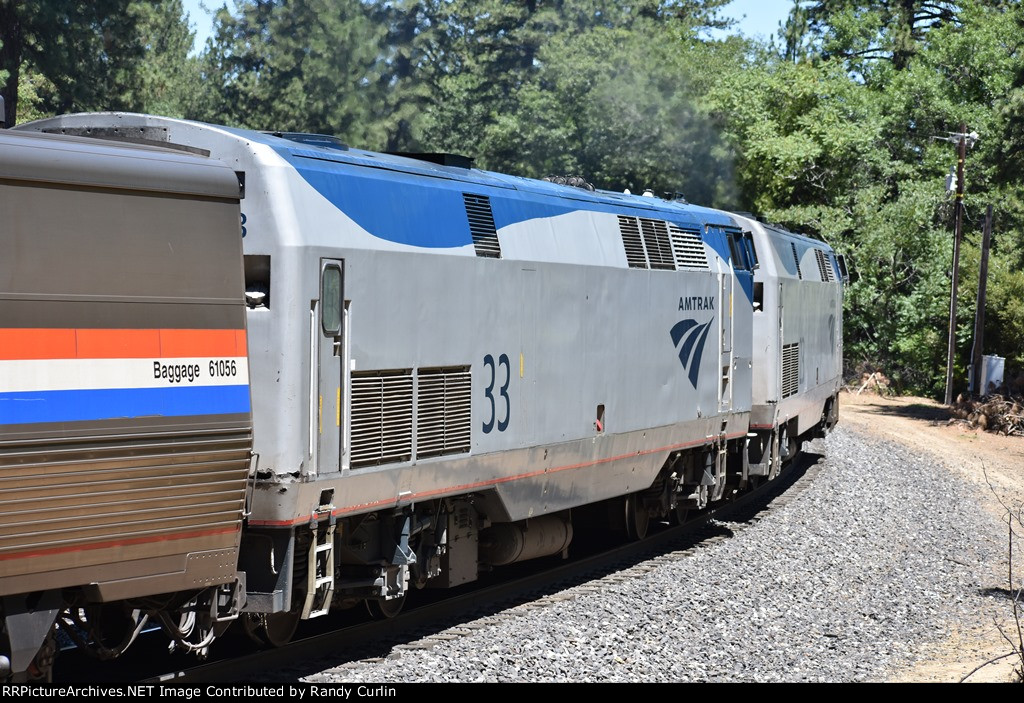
[314,259,345,474]
[719,270,733,413]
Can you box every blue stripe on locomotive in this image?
[262,137,750,300]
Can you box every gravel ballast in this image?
[304,425,1008,683]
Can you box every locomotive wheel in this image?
[787,434,799,464]
[365,595,406,620]
[623,494,650,541]
[670,501,690,526]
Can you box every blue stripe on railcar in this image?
[0,385,252,425]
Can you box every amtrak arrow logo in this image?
[671,319,713,389]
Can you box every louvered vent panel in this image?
[815,249,835,282]
[463,193,501,258]
[668,225,709,270]
[417,367,471,458]
[618,216,647,268]
[781,343,800,399]
[350,371,413,468]
[640,218,675,270]
[791,243,802,279]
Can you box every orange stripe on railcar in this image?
[0,328,248,360]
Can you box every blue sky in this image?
[718,0,793,40]
[180,0,794,54]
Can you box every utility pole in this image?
[943,123,967,407]
[970,205,993,395]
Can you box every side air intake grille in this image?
[668,225,709,270]
[815,249,835,282]
[781,343,800,398]
[417,367,471,458]
[350,370,413,468]
[619,216,709,271]
[463,193,501,258]
[640,218,674,270]
[618,215,647,268]
[791,243,803,280]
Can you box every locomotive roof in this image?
[727,210,836,253]
[760,221,836,252]
[16,113,728,226]
[245,128,729,225]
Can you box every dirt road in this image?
[839,392,1024,682]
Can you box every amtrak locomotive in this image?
[1,113,845,680]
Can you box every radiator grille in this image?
[815,249,835,282]
[350,370,414,468]
[782,343,800,398]
[463,193,501,258]
[791,243,802,279]
[417,367,471,458]
[618,215,647,268]
[669,225,709,269]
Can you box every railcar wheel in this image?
[670,502,690,526]
[623,494,650,541]
[241,613,264,645]
[365,596,405,620]
[243,611,300,648]
[262,611,301,647]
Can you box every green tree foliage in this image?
[476,21,743,201]
[0,1,139,125]
[711,0,1024,394]
[996,6,1024,188]
[417,0,735,184]
[795,0,959,71]
[195,0,389,146]
[985,5,1024,376]
[706,56,950,390]
[131,0,200,118]
[194,0,736,166]
[0,1,197,125]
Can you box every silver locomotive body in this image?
[13,113,844,661]
[731,214,845,477]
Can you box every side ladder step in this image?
[301,521,336,619]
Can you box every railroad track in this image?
[57,446,826,684]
